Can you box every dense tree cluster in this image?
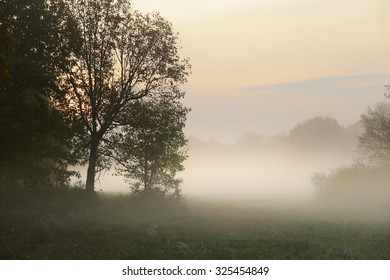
[0,0,77,191]
[0,0,190,197]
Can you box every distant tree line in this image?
[189,115,360,160]
[0,0,190,198]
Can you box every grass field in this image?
[1,192,389,260]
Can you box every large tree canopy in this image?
[60,0,190,192]
[0,0,78,191]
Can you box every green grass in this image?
[0,193,389,259]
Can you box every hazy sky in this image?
[133,0,390,142]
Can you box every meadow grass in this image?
[0,192,389,259]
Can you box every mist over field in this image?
[183,126,357,199]
[89,110,390,220]
[2,0,390,262]
[91,116,359,198]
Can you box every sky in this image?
[132,0,390,143]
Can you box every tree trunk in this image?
[85,138,98,192]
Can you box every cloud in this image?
[244,75,389,95]
[183,75,389,142]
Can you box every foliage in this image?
[288,116,354,156]
[358,102,390,166]
[312,99,390,205]
[60,0,190,192]
[0,0,79,191]
[0,0,191,196]
[112,97,189,198]
[312,162,390,204]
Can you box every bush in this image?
[312,163,390,205]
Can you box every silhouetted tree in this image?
[112,97,189,198]
[60,0,190,192]
[358,102,390,166]
[288,116,355,158]
[0,0,79,191]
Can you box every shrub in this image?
[312,163,390,205]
